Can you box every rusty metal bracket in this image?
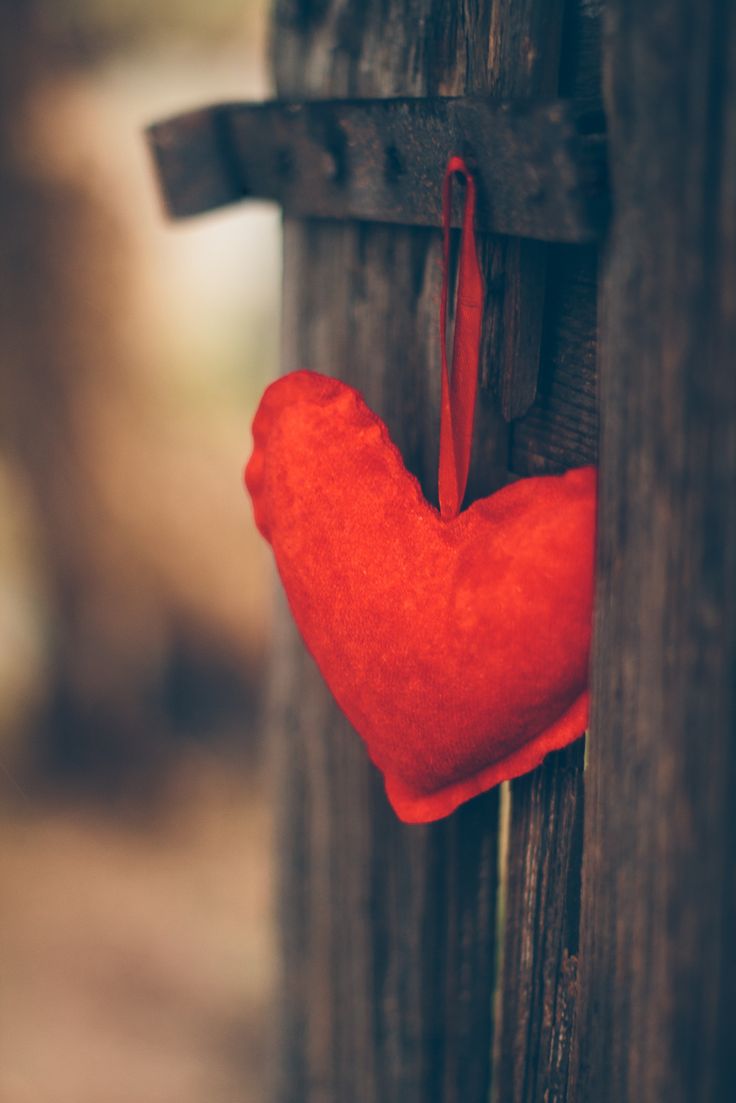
[147,97,607,244]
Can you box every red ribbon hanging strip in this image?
[438,156,484,520]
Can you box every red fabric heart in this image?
[246,159,596,821]
[245,370,596,822]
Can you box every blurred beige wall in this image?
[0,0,280,792]
[0,5,279,1102]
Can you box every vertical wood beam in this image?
[271,6,507,1102]
[482,0,565,419]
[494,743,585,1103]
[493,6,602,1100]
[269,3,572,1101]
[577,2,736,1099]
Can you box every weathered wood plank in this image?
[493,4,602,1099]
[269,3,599,1102]
[493,742,585,1103]
[272,214,503,1103]
[270,7,511,1099]
[577,1,736,1100]
[268,1,586,1099]
[481,0,566,421]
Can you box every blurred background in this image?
[0,1,279,1100]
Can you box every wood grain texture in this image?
[577,1,736,1100]
[271,217,503,1103]
[270,8,508,1098]
[268,3,600,1102]
[482,0,566,420]
[492,5,601,1100]
[493,742,585,1103]
[494,257,597,1092]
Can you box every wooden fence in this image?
[149,0,736,1099]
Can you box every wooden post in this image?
[269,2,598,1101]
[577,2,736,1100]
[492,5,602,1099]
[270,7,508,1101]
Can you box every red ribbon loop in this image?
[438,156,484,520]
